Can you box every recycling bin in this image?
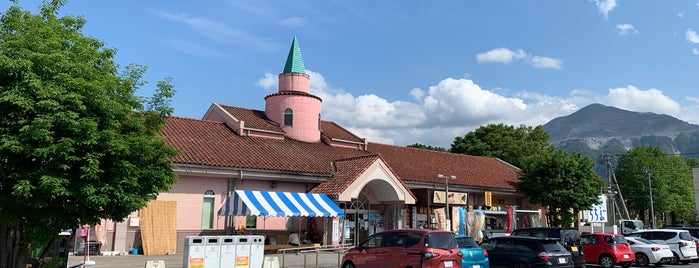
[248,235,265,268]
[183,236,205,268]
[219,236,236,268]
[233,236,252,268]
[204,236,221,268]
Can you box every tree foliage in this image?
[615,146,695,226]
[450,123,552,168]
[406,143,446,152]
[0,2,177,267]
[518,148,602,227]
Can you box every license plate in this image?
[558,257,567,264]
[623,254,629,259]
[471,265,480,268]
[444,260,453,267]
[571,246,577,252]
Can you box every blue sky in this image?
[4,1,699,148]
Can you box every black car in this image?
[480,236,573,268]
[510,227,586,268]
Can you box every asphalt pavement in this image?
[67,251,344,268]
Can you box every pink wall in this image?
[266,94,321,142]
[158,175,228,230]
[278,73,310,93]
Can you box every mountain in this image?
[542,103,699,178]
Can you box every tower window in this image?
[284,108,293,126]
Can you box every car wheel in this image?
[342,261,355,268]
[670,252,680,265]
[635,253,650,267]
[513,262,529,268]
[599,255,615,268]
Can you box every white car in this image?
[626,229,699,265]
[625,236,674,266]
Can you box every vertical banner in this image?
[451,206,459,233]
[506,205,514,233]
[332,217,340,245]
[434,208,446,231]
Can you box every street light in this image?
[437,174,457,232]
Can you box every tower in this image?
[265,37,322,142]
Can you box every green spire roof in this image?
[283,36,306,74]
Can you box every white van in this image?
[626,229,698,265]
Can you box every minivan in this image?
[626,229,699,264]
[510,227,586,268]
[341,229,463,268]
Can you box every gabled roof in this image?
[218,104,282,132]
[162,116,370,173]
[310,154,416,202]
[367,142,520,190]
[320,121,365,143]
[283,36,306,74]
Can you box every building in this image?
[104,37,541,254]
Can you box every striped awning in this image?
[217,190,344,217]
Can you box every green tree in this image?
[450,123,552,168]
[615,146,695,227]
[0,2,178,267]
[518,148,602,227]
[406,143,446,152]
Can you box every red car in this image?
[341,229,463,268]
[580,233,635,268]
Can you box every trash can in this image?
[248,235,265,268]
[183,236,205,268]
[204,236,221,268]
[233,236,252,268]
[219,236,236,268]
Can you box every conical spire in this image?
[283,36,306,74]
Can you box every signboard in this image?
[484,191,492,206]
[586,195,608,223]
[432,191,467,204]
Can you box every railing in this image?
[277,243,352,268]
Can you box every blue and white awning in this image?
[217,190,344,217]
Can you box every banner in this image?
[433,191,467,204]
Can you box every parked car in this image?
[664,226,699,259]
[580,233,634,268]
[626,229,699,265]
[624,236,674,267]
[509,227,585,268]
[479,236,573,268]
[455,235,489,268]
[341,229,463,268]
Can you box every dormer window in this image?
[284,108,293,126]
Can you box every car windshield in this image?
[612,236,628,244]
[540,239,567,252]
[425,233,457,249]
[630,237,654,244]
[679,231,694,241]
[455,236,479,248]
[560,229,582,245]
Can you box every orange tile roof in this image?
[367,142,520,190]
[161,109,521,191]
[310,154,379,196]
[162,116,370,173]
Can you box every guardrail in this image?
[277,243,352,268]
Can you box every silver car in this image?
[624,236,674,266]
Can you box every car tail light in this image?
[538,252,551,262]
[679,241,688,247]
[483,249,489,257]
[651,247,660,252]
[456,251,463,257]
[422,252,440,260]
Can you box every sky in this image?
[3,1,699,148]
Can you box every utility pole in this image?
[645,168,656,229]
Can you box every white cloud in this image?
[594,0,617,17]
[686,29,699,43]
[477,48,562,69]
[616,24,637,35]
[530,56,563,69]
[476,48,527,64]
[256,73,277,91]
[257,71,696,148]
[602,86,681,116]
[280,17,307,27]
